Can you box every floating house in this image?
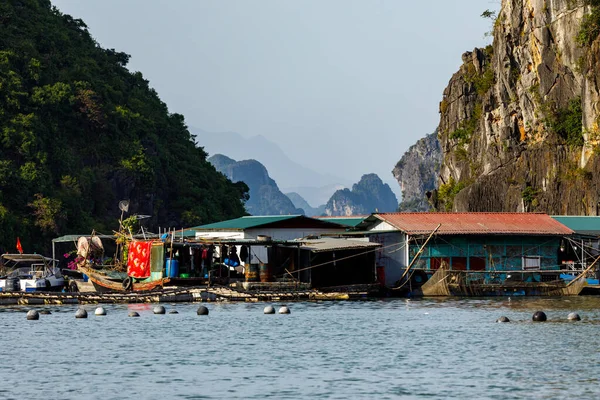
[191,215,347,265]
[278,238,381,288]
[551,216,600,270]
[191,215,348,240]
[344,212,575,288]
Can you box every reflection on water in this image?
[2,297,600,399]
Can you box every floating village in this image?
[1,211,600,306]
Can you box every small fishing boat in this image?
[0,254,65,292]
[77,266,166,292]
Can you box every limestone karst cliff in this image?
[324,174,398,216]
[393,131,442,211]
[208,154,303,216]
[434,0,600,214]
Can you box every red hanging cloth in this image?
[127,241,152,278]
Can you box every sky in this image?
[52,0,498,198]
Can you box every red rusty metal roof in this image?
[372,213,574,236]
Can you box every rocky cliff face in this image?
[209,154,303,216]
[435,0,600,214]
[324,174,398,216]
[393,131,442,211]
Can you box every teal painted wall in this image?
[409,235,561,271]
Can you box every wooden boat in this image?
[77,266,210,292]
[78,266,166,292]
[419,265,590,297]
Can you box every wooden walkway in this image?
[0,284,376,305]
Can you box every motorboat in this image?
[0,254,65,292]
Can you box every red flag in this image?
[16,237,23,254]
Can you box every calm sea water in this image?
[2,297,600,399]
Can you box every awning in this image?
[293,238,381,253]
[1,254,56,263]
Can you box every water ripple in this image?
[2,297,600,398]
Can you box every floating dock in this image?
[0,283,380,305]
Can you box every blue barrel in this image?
[166,259,179,278]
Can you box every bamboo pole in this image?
[395,223,441,285]
[565,254,600,287]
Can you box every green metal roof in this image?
[316,217,367,228]
[551,216,600,235]
[193,215,302,230]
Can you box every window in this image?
[522,256,541,270]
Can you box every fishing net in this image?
[421,263,450,296]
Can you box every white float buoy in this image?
[153,306,166,314]
[279,306,290,314]
[496,316,510,323]
[264,305,275,314]
[26,310,39,320]
[567,312,581,321]
[128,311,140,317]
[75,308,88,319]
[197,306,209,315]
[95,307,107,316]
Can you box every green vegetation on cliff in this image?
[0,0,248,252]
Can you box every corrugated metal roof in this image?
[315,216,368,227]
[294,238,381,253]
[192,215,346,231]
[369,213,574,236]
[193,215,300,230]
[552,216,600,235]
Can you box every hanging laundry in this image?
[127,241,152,278]
[220,244,228,262]
[240,245,249,263]
[228,246,240,267]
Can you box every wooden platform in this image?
[0,284,376,305]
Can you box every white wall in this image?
[368,232,408,287]
[369,220,396,231]
[194,231,245,240]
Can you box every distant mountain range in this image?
[208,154,303,216]
[285,192,326,217]
[192,128,350,206]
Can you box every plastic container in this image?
[166,259,179,278]
[150,271,164,281]
[180,273,190,279]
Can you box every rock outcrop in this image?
[393,131,442,211]
[435,0,600,214]
[209,154,303,216]
[324,174,398,216]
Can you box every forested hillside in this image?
[0,0,248,252]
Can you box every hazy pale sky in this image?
[52,0,498,195]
